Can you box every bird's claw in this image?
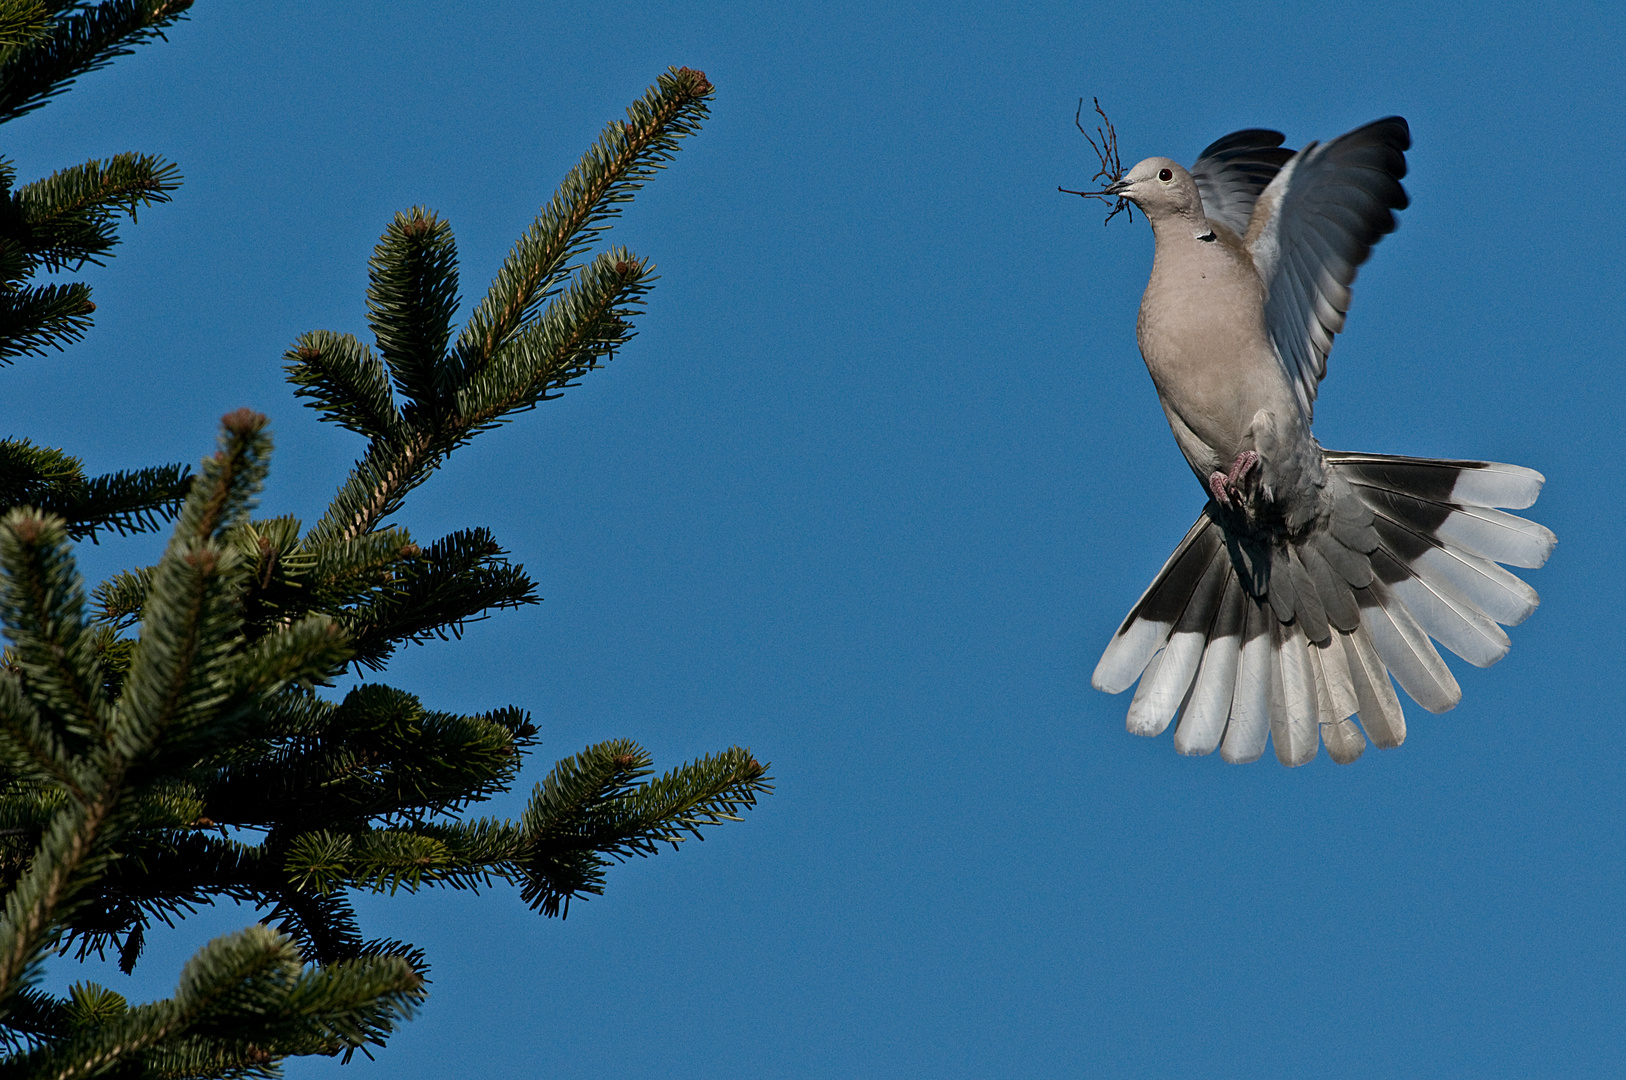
[1209,451,1259,509]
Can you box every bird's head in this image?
[1100,157,1205,221]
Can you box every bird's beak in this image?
[1099,179,1132,197]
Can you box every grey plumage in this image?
[1086,116,1553,765]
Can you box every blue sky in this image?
[6,2,1624,1077]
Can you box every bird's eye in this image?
[1158,168,1173,182]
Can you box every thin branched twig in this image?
[1059,97,1133,225]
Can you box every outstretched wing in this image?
[1190,129,1295,238]
[1245,117,1411,420]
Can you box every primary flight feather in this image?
[1081,116,1553,765]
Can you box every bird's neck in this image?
[1148,207,1216,246]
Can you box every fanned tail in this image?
[1092,452,1554,766]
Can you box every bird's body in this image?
[1086,119,1553,765]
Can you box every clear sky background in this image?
[5,2,1623,1077]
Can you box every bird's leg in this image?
[1208,450,1260,508]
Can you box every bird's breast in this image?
[1135,243,1287,461]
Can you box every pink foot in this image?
[1208,451,1259,508]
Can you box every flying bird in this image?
[1077,117,1554,765]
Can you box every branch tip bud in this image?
[676,67,713,95]
[221,408,268,436]
[402,211,437,238]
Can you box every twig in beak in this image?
[1059,97,1133,224]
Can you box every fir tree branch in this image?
[0,0,196,124]
[35,463,192,542]
[0,785,121,1012]
[456,249,651,433]
[284,331,400,441]
[518,742,770,917]
[113,412,269,766]
[366,208,459,418]
[305,432,434,549]
[307,253,650,547]
[255,886,361,967]
[0,67,771,1078]
[15,152,182,272]
[0,667,83,798]
[3,925,422,1079]
[0,3,50,55]
[89,566,148,630]
[0,984,65,1051]
[0,441,80,510]
[0,282,92,361]
[341,528,537,671]
[0,510,107,745]
[304,68,712,547]
[456,66,712,372]
[204,685,535,829]
[300,527,412,613]
[0,443,187,540]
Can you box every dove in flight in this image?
[1082,117,1554,765]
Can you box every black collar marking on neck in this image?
[1197,230,1216,243]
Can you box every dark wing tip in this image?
[1195,128,1289,162]
[1345,115,1412,159]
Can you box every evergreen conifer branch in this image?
[112,418,270,766]
[0,985,63,1051]
[0,148,181,359]
[305,68,710,548]
[197,686,534,832]
[0,653,84,799]
[305,250,653,548]
[2,926,421,1079]
[0,443,188,540]
[306,435,432,550]
[0,446,77,528]
[0,0,195,124]
[456,248,652,432]
[456,66,711,371]
[0,284,92,362]
[16,153,182,273]
[252,888,363,969]
[39,464,192,542]
[340,527,537,670]
[88,567,147,630]
[0,61,768,1076]
[518,742,770,917]
[0,510,105,745]
[284,332,401,440]
[0,789,120,1012]
[366,208,459,418]
[0,4,50,56]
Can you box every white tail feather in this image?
[1386,569,1511,668]
[1174,578,1245,756]
[1221,601,1273,763]
[1273,621,1320,766]
[1434,505,1556,569]
[1411,542,1539,626]
[1341,624,1406,749]
[1361,583,1461,713]
[1450,463,1545,509]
